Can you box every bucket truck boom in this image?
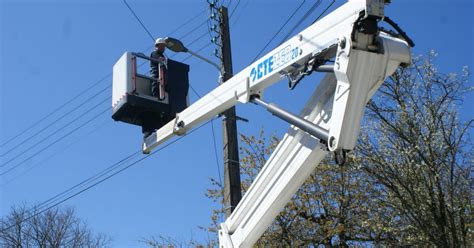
[113,0,412,247]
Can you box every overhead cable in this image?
[0,118,214,232]
[251,0,306,63]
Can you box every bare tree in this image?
[0,205,110,248]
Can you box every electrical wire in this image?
[277,0,322,45]
[180,41,213,96]
[1,30,211,181]
[183,41,223,186]
[0,74,110,148]
[179,19,209,42]
[0,4,224,229]
[122,2,224,210]
[0,106,110,176]
[1,4,214,172]
[0,118,214,233]
[1,118,112,188]
[0,6,217,202]
[210,120,223,186]
[1,14,209,158]
[168,9,207,37]
[230,0,254,26]
[223,0,231,9]
[312,0,336,24]
[0,37,209,183]
[0,84,110,158]
[1,97,110,169]
[178,52,223,187]
[1,6,209,149]
[36,151,141,211]
[251,0,306,63]
[122,0,155,41]
[229,0,241,19]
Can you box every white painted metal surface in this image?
[219,74,335,247]
[119,0,412,246]
[112,52,169,110]
[112,52,133,108]
[218,35,410,247]
[142,0,371,153]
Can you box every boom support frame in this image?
[135,0,411,246]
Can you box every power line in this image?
[1,84,110,158]
[0,118,214,233]
[229,0,241,18]
[230,0,254,26]
[1,19,209,158]
[2,40,220,203]
[1,97,110,169]
[2,39,212,185]
[1,118,112,188]
[1,2,219,198]
[168,9,207,37]
[223,0,231,8]
[35,151,141,211]
[181,40,223,186]
[179,47,223,186]
[277,0,322,45]
[1,0,341,233]
[0,6,216,193]
[0,73,110,148]
[1,36,211,180]
[0,6,217,180]
[180,41,213,96]
[251,0,306,63]
[210,120,223,186]
[3,28,207,157]
[313,0,336,24]
[179,19,209,42]
[0,106,110,176]
[122,0,155,41]
[119,3,224,219]
[1,6,208,149]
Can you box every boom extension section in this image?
[137,0,411,246]
[142,0,410,154]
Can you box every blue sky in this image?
[1,0,472,247]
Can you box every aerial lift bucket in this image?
[111,52,189,130]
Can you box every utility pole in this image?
[210,4,242,217]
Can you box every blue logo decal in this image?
[250,46,299,82]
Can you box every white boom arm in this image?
[218,32,410,246]
[141,0,411,247]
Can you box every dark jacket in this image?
[150,50,165,78]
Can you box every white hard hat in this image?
[155,37,166,45]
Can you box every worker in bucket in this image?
[142,37,168,140]
[150,37,168,100]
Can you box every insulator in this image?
[207,0,216,6]
[210,11,220,20]
[211,36,220,43]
